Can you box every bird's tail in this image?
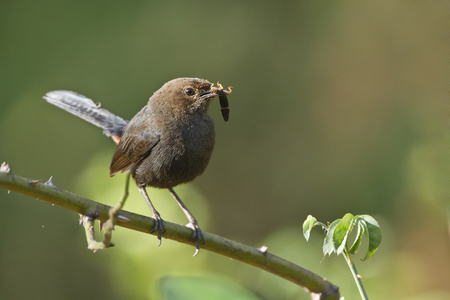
[44,90,129,142]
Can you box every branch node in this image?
[1,162,14,181]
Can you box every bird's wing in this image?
[110,130,160,176]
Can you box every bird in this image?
[44,77,232,252]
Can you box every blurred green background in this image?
[0,1,448,299]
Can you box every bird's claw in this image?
[150,216,166,247]
[186,222,205,256]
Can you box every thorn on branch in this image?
[45,176,57,188]
[258,245,269,254]
[117,214,131,222]
[28,179,40,186]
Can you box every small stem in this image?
[80,173,132,251]
[343,249,369,300]
[80,214,111,251]
[101,173,131,249]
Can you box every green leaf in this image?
[358,215,382,260]
[333,213,354,255]
[302,215,327,241]
[302,215,317,241]
[348,222,364,255]
[323,219,340,256]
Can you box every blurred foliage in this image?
[159,274,262,300]
[0,1,448,299]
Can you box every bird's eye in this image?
[184,87,195,96]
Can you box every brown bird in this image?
[44,77,232,252]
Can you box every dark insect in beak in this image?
[219,94,229,122]
[212,82,232,122]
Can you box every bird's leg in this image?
[138,186,166,246]
[168,187,205,256]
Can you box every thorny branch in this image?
[0,162,340,300]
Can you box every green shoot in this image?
[303,214,382,300]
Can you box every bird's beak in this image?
[199,89,218,100]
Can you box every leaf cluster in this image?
[303,213,382,260]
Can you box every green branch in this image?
[343,250,368,300]
[0,165,340,300]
